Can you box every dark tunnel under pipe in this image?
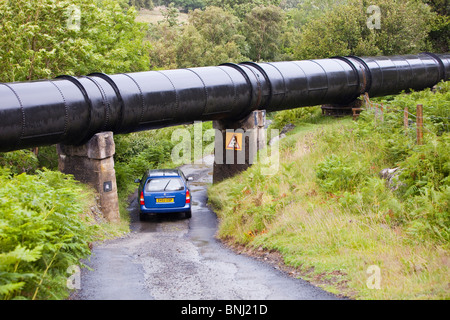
[0,52,449,152]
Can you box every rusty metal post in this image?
[416,104,423,145]
[364,93,371,109]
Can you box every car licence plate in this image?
[156,198,174,203]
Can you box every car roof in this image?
[145,169,183,178]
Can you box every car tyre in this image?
[139,211,146,221]
[185,210,192,219]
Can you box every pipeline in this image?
[0,52,449,152]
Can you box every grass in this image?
[208,115,449,299]
[253,201,449,299]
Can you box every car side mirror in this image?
[187,176,194,181]
[134,179,141,183]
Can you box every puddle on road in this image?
[192,238,211,255]
[130,211,188,233]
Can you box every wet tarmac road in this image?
[71,155,340,300]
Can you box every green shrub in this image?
[269,107,318,130]
[36,146,59,171]
[311,83,449,244]
[114,129,176,194]
[315,153,367,194]
[0,169,98,299]
[404,186,450,243]
[399,134,450,197]
[0,150,39,175]
[347,82,449,243]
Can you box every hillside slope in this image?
[208,85,449,299]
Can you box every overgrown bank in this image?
[208,83,449,299]
[0,168,125,300]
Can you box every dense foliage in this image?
[0,0,150,82]
[313,82,450,244]
[146,0,447,70]
[1,0,443,82]
[149,5,246,68]
[114,128,177,208]
[292,0,435,58]
[0,169,99,299]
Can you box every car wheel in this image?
[139,211,146,221]
[185,210,192,219]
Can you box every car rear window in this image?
[145,178,184,192]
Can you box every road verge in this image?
[208,116,449,299]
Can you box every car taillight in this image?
[186,190,190,204]
[139,191,145,205]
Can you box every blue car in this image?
[135,169,193,220]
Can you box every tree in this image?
[189,6,244,47]
[241,5,286,62]
[286,0,349,29]
[174,0,206,12]
[149,6,246,69]
[292,0,436,60]
[423,0,449,15]
[423,0,449,52]
[0,0,150,82]
[160,2,181,26]
[368,0,435,55]
[205,0,281,18]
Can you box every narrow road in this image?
[71,155,340,300]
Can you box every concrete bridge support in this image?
[213,110,266,184]
[57,131,120,222]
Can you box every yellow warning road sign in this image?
[225,132,242,151]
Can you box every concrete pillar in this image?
[213,110,266,184]
[57,131,120,222]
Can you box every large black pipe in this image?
[0,52,449,152]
